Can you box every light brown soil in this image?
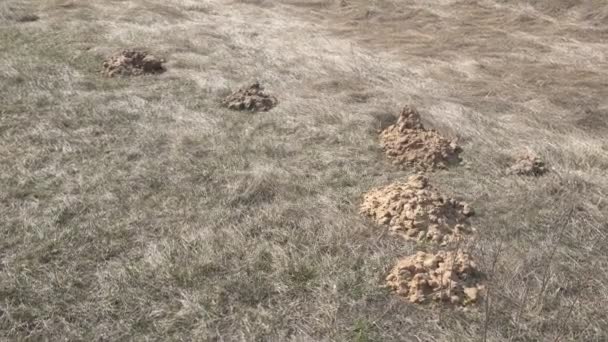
[508,153,548,176]
[381,106,461,171]
[222,82,278,112]
[386,251,484,306]
[360,175,474,246]
[102,50,165,77]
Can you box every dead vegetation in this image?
[0,2,39,23]
[14,14,39,22]
[1,0,607,341]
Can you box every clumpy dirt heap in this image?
[360,175,473,245]
[102,50,165,77]
[222,82,278,112]
[508,153,547,176]
[381,106,461,171]
[386,251,484,306]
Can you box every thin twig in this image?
[512,279,531,341]
[482,240,503,342]
[535,206,574,311]
[553,298,579,342]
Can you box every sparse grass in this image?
[1,0,607,341]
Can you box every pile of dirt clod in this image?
[222,82,278,112]
[102,50,165,77]
[386,251,484,306]
[360,175,474,245]
[381,106,461,171]
[508,153,547,176]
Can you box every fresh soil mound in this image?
[222,82,278,112]
[102,50,165,77]
[360,175,473,246]
[386,251,484,306]
[381,106,461,171]
[508,153,547,176]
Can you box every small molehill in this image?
[102,50,165,77]
[508,153,547,176]
[360,175,473,246]
[222,82,278,112]
[381,106,461,171]
[386,251,484,306]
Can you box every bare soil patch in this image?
[102,50,165,77]
[381,106,461,171]
[360,175,474,246]
[508,153,547,176]
[386,251,484,306]
[222,82,278,112]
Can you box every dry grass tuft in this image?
[15,14,39,22]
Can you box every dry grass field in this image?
[1,0,607,340]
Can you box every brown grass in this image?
[1,0,607,340]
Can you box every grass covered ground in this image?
[1,0,607,340]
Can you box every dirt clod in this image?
[386,251,484,306]
[508,153,547,176]
[102,50,165,77]
[222,82,278,112]
[360,175,473,245]
[381,106,461,171]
